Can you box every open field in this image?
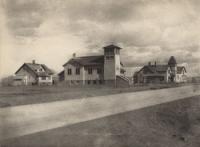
[0,83,189,107]
[1,95,200,147]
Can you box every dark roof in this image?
[177,66,186,74]
[168,56,177,65]
[120,68,126,73]
[103,44,122,50]
[15,63,54,77]
[133,71,139,76]
[140,65,169,74]
[58,70,64,76]
[63,55,104,67]
[40,64,54,75]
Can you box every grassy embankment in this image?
[0,83,190,107]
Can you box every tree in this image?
[1,76,14,86]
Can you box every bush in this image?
[1,76,14,86]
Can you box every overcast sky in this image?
[0,0,200,78]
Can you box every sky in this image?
[0,0,200,78]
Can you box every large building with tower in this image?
[133,56,187,84]
[62,44,130,86]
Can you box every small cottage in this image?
[14,60,54,86]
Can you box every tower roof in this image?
[103,44,122,50]
[168,56,177,65]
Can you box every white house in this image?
[134,56,187,84]
[14,60,54,86]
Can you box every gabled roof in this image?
[63,55,125,67]
[58,70,64,76]
[40,64,54,75]
[139,65,169,74]
[103,44,122,50]
[177,66,186,74]
[15,63,54,77]
[63,55,104,67]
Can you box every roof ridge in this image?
[75,55,104,58]
[25,63,41,65]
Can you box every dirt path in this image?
[0,85,200,141]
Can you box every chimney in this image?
[32,60,36,64]
[155,61,157,67]
[73,53,76,58]
[148,62,151,66]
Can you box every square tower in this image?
[103,44,122,81]
[168,56,177,82]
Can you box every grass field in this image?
[0,83,186,107]
[1,95,200,147]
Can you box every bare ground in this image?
[1,95,200,147]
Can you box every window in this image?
[106,56,114,60]
[76,68,80,75]
[97,68,102,74]
[15,79,22,81]
[68,69,72,75]
[88,80,91,84]
[88,68,93,74]
[105,48,114,55]
[41,77,46,80]
[115,49,120,54]
[47,77,51,80]
[99,80,103,84]
[93,80,96,84]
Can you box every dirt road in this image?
[0,85,200,140]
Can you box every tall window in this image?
[97,68,102,74]
[76,68,80,75]
[105,48,114,60]
[88,68,92,74]
[68,68,72,75]
[115,49,120,54]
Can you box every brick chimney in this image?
[73,53,76,58]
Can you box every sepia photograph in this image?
[0,0,200,146]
